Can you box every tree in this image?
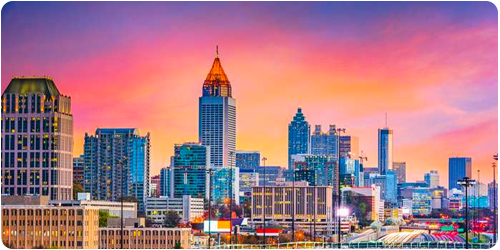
[370,221,382,231]
[99,210,118,227]
[174,242,182,249]
[73,183,84,200]
[164,211,182,228]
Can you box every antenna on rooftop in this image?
[385,112,388,128]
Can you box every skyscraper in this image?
[339,135,359,158]
[288,108,311,170]
[1,76,73,200]
[392,161,406,183]
[172,142,210,199]
[424,170,439,189]
[83,128,150,211]
[235,150,260,170]
[311,125,337,156]
[199,47,236,168]
[378,127,393,175]
[448,157,472,191]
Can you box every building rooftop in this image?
[3,76,60,97]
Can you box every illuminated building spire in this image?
[203,46,231,97]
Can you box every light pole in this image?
[292,167,296,243]
[476,169,480,238]
[336,127,346,244]
[262,157,267,248]
[458,176,476,249]
[206,168,214,249]
[119,157,127,250]
[229,151,234,248]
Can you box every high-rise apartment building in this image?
[448,157,472,191]
[73,155,85,188]
[199,48,236,168]
[1,76,73,200]
[83,128,150,211]
[172,143,209,199]
[288,108,310,170]
[378,128,393,175]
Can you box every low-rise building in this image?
[251,183,333,235]
[99,227,191,249]
[1,196,100,249]
[49,193,137,218]
[145,195,204,224]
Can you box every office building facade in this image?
[235,150,260,170]
[448,157,472,191]
[99,227,191,249]
[392,161,406,184]
[292,154,338,191]
[73,155,85,188]
[1,76,73,200]
[145,195,204,223]
[311,125,337,156]
[288,108,310,170]
[159,167,172,197]
[199,49,236,168]
[378,128,393,175]
[211,166,240,205]
[424,170,439,189]
[339,135,359,158]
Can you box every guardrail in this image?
[218,241,495,249]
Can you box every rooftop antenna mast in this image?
[385,112,388,128]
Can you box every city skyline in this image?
[2,2,497,186]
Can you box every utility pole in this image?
[229,151,234,248]
[336,127,346,245]
[207,168,214,249]
[292,167,296,243]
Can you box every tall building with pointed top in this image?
[1,76,73,200]
[288,108,311,170]
[199,47,236,168]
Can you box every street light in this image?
[206,168,214,249]
[292,166,296,243]
[458,176,476,249]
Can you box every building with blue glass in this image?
[288,108,310,170]
[257,166,283,186]
[448,157,472,191]
[340,157,363,187]
[160,167,172,197]
[211,166,240,205]
[172,143,209,199]
[291,154,339,195]
[378,128,393,175]
[83,128,150,211]
[311,125,337,156]
[236,151,260,171]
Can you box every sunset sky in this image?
[2,2,498,186]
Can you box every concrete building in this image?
[150,174,161,198]
[1,76,73,200]
[49,193,137,218]
[343,186,382,223]
[424,170,439,189]
[1,196,99,249]
[199,48,236,168]
[83,128,150,211]
[99,227,191,249]
[239,169,259,201]
[392,162,406,184]
[251,183,333,235]
[145,195,204,224]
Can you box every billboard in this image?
[203,220,231,233]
